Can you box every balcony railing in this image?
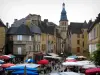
[14,41,33,44]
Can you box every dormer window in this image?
[77,34,80,38]
[29,36,32,41]
[17,35,22,41]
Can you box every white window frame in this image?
[89,32,91,40]
[17,35,22,41]
[35,35,37,41]
[89,44,92,54]
[38,35,40,42]
[18,47,22,54]
[29,36,32,41]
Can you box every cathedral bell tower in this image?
[59,3,68,39]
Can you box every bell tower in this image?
[59,3,68,39]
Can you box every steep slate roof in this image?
[47,25,55,35]
[88,13,100,32]
[0,19,6,27]
[29,24,41,34]
[7,24,32,35]
[69,22,84,34]
[48,22,57,26]
[7,27,18,34]
[87,20,93,29]
[15,24,32,35]
[11,18,26,27]
[38,21,48,33]
[38,21,57,35]
[82,21,88,29]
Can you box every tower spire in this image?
[60,3,68,21]
[63,3,65,8]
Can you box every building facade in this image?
[67,21,89,57]
[6,24,33,62]
[88,13,100,54]
[6,14,62,62]
[0,19,6,55]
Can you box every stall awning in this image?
[47,53,59,57]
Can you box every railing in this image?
[14,41,33,44]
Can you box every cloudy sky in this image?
[0,0,100,25]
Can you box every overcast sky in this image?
[0,0,100,25]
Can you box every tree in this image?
[91,43,100,66]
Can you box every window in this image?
[82,34,84,38]
[89,32,91,40]
[54,45,55,50]
[36,45,38,51]
[97,26,99,37]
[38,35,40,42]
[35,35,37,41]
[94,28,96,39]
[42,34,45,41]
[38,45,39,51]
[17,35,22,41]
[62,22,64,25]
[91,30,93,40]
[77,34,80,38]
[77,40,80,44]
[65,27,66,30]
[83,42,84,47]
[29,36,31,41]
[29,46,31,51]
[18,47,21,54]
[37,45,39,51]
[35,45,37,51]
[42,44,45,50]
[9,36,13,41]
[65,22,66,25]
[77,47,80,52]
[33,45,35,51]
[89,45,92,54]
[63,27,65,30]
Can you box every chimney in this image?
[14,19,18,22]
[98,13,100,17]
[6,22,9,28]
[44,19,48,23]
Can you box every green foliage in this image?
[91,43,100,66]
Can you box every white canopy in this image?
[77,60,94,65]
[48,53,59,56]
[66,57,75,60]
[44,56,52,58]
[11,63,40,68]
[82,64,96,69]
[77,56,86,58]
[44,56,61,59]
[62,62,83,66]
[50,72,83,75]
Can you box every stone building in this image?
[0,19,6,55]
[88,13,100,54]
[67,21,89,57]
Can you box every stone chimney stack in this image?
[6,22,9,28]
[44,19,48,23]
[14,19,18,23]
